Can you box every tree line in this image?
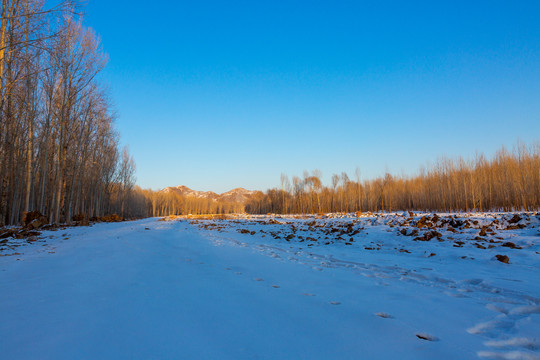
[124,141,539,218]
[123,189,247,218]
[0,0,135,225]
[245,142,540,214]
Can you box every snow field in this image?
[1,212,539,359]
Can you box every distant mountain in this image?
[219,188,258,203]
[162,185,219,200]
[161,185,259,204]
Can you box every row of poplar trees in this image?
[127,141,539,218]
[0,0,136,225]
[246,142,540,214]
[139,190,247,218]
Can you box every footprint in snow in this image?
[444,291,468,298]
[477,350,540,359]
[484,337,540,350]
[486,303,510,314]
[509,305,540,316]
[467,318,516,335]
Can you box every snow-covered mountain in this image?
[161,185,258,203]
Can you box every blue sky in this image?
[85,1,540,193]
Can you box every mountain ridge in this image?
[161,185,259,203]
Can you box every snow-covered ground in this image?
[1,213,539,359]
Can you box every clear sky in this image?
[85,0,540,193]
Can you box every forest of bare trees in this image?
[245,142,540,215]
[127,142,539,218]
[2,1,537,225]
[0,0,135,225]
[133,189,246,218]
